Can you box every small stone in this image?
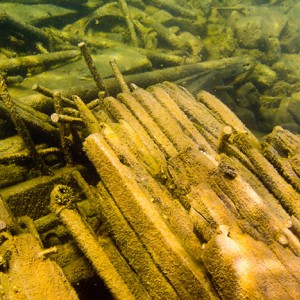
[272,54,300,83]
[249,64,278,88]
[233,7,287,50]
[236,82,260,111]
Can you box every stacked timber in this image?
[48,81,300,298]
[74,82,300,299]
[0,71,300,298]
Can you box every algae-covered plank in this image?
[84,132,218,299]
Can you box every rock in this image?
[178,31,204,56]
[272,54,300,83]
[260,92,300,134]
[288,92,300,125]
[234,106,258,131]
[269,80,300,97]
[235,15,266,49]
[236,82,261,112]
[259,95,282,111]
[259,107,279,132]
[232,7,287,50]
[259,95,282,132]
[273,98,292,125]
[280,2,300,53]
[248,63,278,88]
[262,37,282,65]
[203,24,236,59]
[272,96,300,133]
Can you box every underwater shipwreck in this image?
[0,0,300,299]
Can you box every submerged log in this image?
[70,80,300,298]
[26,56,253,109]
[16,56,252,115]
[0,50,81,76]
[0,96,58,139]
[0,8,50,47]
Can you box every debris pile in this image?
[0,0,300,299]
[1,55,300,297]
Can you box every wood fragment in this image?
[78,42,108,95]
[0,146,61,164]
[51,113,83,125]
[117,92,178,158]
[72,95,101,134]
[131,6,186,50]
[32,84,76,108]
[0,195,20,234]
[50,184,136,300]
[202,228,300,299]
[132,87,194,152]
[232,132,300,219]
[0,98,58,139]
[84,133,218,299]
[217,125,233,153]
[0,50,81,76]
[2,76,300,298]
[117,0,139,47]
[53,92,73,166]
[0,74,49,175]
[72,170,172,299]
[109,59,130,93]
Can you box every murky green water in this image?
[1,2,300,300]
[0,0,300,134]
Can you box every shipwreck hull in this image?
[0,78,300,299]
